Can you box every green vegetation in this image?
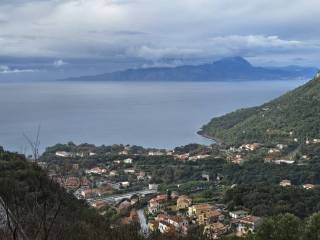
[222,159,320,185]
[201,74,320,145]
[224,184,320,218]
[223,213,320,240]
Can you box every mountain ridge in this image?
[61,57,318,82]
[200,72,320,145]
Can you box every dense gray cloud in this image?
[0,0,320,68]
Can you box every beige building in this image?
[236,215,261,236]
[188,204,212,218]
[177,195,192,210]
[204,222,228,239]
[198,209,223,225]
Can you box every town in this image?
[36,133,320,239]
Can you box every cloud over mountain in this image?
[0,0,320,67]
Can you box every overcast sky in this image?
[0,0,319,78]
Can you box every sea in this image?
[0,80,306,153]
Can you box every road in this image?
[137,209,149,236]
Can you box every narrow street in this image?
[137,209,149,236]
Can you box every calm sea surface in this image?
[0,80,306,152]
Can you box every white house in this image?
[268,148,280,154]
[85,167,107,175]
[148,151,165,156]
[229,210,248,219]
[109,170,118,176]
[124,169,135,174]
[119,150,128,155]
[188,154,211,161]
[123,158,133,164]
[158,222,173,234]
[149,183,159,190]
[303,184,315,190]
[55,151,72,157]
[120,181,130,188]
[274,160,295,165]
[276,144,287,150]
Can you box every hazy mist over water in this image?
[0,80,306,153]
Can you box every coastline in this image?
[197,131,223,146]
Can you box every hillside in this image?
[0,147,142,240]
[63,57,317,82]
[200,72,320,145]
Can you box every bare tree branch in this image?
[0,197,30,240]
[23,125,41,162]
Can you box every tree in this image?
[256,214,301,240]
[303,212,320,240]
[23,125,41,162]
[255,218,276,240]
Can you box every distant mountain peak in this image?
[62,56,317,82]
[213,56,252,67]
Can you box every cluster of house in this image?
[146,194,261,239]
[49,174,90,190]
[227,143,263,164]
[48,172,120,200]
[55,148,174,158]
[79,183,114,199]
[49,147,166,195]
[50,147,217,202]
[279,180,317,190]
[55,148,215,163]
[119,149,173,156]
[264,144,295,163]
[227,142,301,165]
[305,138,320,145]
[47,160,147,202]
[45,152,164,219]
[227,143,262,154]
[87,196,142,225]
[174,153,212,161]
[55,151,96,158]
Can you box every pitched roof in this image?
[240,215,261,224]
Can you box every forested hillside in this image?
[0,148,143,240]
[200,73,320,145]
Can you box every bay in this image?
[0,80,305,152]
